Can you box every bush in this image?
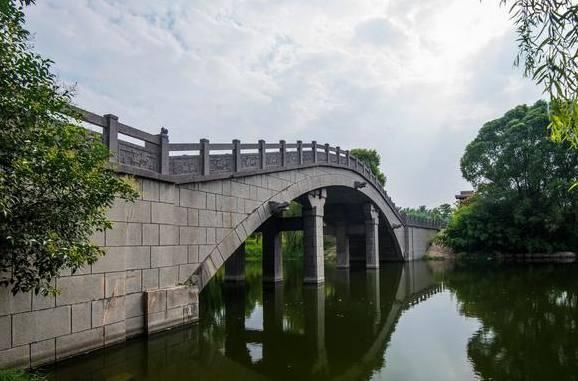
[0,1,138,295]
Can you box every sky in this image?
[24,0,542,208]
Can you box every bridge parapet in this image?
[74,106,403,219]
[401,214,446,230]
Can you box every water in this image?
[44,260,578,381]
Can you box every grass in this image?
[0,369,46,381]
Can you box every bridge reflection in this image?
[46,261,447,381]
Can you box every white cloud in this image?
[24,0,541,207]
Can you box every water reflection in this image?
[444,263,578,381]
[44,261,578,381]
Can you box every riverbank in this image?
[424,243,576,263]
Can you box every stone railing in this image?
[402,215,447,229]
[74,106,442,230]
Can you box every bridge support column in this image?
[304,284,328,376]
[366,270,381,331]
[224,243,245,282]
[263,222,283,282]
[303,189,327,284]
[335,210,350,269]
[364,203,379,269]
[224,283,251,362]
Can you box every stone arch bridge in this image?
[0,108,443,368]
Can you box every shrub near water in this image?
[0,1,138,295]
[0,369,45,381]
[438,101,578,254]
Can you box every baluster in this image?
[200,138,210,176]
[233,139,241,172]
[159,127,169,175]
[259,139,266,170]
[312,140,318,163]
[297,140,303,165]
[280,140,286,167]
[324,143,330,162]
[336,146,341,165]
[103,114,119,162]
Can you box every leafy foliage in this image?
[0,1,137,295]
[350,148,386,185]
[401,204,453,223]
[502,0,578,147]
[439,101,578,253]
[0,369,45,381]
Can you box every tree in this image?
[0,0,137,295]
[350,148,386,185]
[502,1,578,148]
[401,203,453,223]
[440,101,578,253]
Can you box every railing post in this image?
[312,140,317,163]
[324,143,330,162]
[297,140,303,165]
[233,139,241,172]
[345,150,350,167]
[280,140,286,167]
[259,139,266,169]
[200,138,210,176]
[159,127,169,175]
[336,146,341,165]
[103,114,119,162]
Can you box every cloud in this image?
[24,0,541,207]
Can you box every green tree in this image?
[440,101,578,253]
[0,0,137,295]
[401,204,453,223]
[501,1,578,148]
[350,148,386,185]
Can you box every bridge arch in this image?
[188,165,405,289]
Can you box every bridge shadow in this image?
[45,261,448,381]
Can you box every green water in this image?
[45,260,578,381]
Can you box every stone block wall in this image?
[0,165,419,369]
[405,226,438,260]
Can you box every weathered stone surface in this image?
[104,321,126,346]
[56,328,104,360]
[12,306,71,346]
[144,286,198,334]
[92,247,126,273]
[71,302,91,333]
[0,345,30,368]
[143,269,159,290]
[106,222,142,246]
[56,275,104,305]
[31,339,55,367]
[151,203,187,225]
[180,188,206,208]
[0,316,10,350]
[142,179,160,201]
[0,287,31,316]
[125,247,151,270]
[92,296,125,327]
[159,224,179,245]
[105,272,126,298]
[125,292,144,319]
[126,316,145,337]
[151,246,188,268]
[126,270,142,294]
[143,224,160,245]
[32,291,55,311]
[159,266,179,288]
[179,226,206,245]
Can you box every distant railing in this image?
[73,106,442,230]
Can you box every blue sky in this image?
[25,0,541,207]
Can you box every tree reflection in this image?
[446,263,578,381]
